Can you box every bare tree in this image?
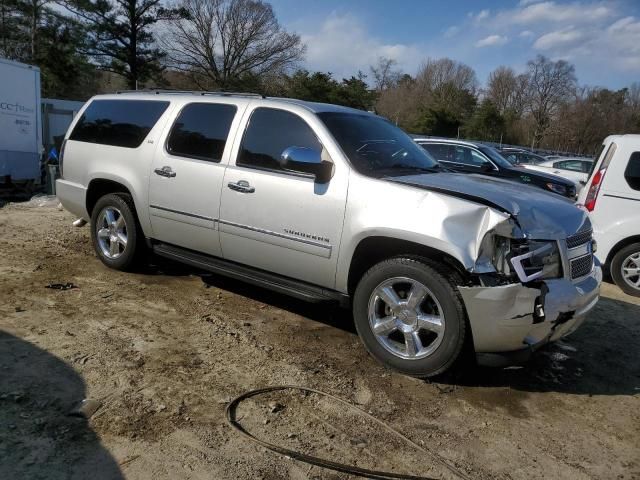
[526,55,576,146]
[164,0,304,89]
[415,57,478,96]
[486,66,529,116]
[369,56,401,91]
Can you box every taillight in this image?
[59,139,67,178]
[584,167,606,211]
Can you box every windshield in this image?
[318,112,440,176]
[478,146,513,169]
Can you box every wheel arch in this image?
[605,235,640,266]
[346,236,470,296]
[86,178,133,217]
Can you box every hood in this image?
[388,172,590,240]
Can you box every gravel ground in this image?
[1,199,639,480]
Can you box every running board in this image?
[152,242,350,307]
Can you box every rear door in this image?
[148,100,245,256]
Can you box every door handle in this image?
[154,166,176,178]
[227,180,255,193]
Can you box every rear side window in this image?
[237,108,321,172]
[166,103,236,162]
[625,152,640,190]
[70,99,169,148]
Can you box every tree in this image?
[486,66,529,116]
[370,56,401,92]
[526,55,577,146]
[165,0,304,89]
[63,0,177,89]
[284,70,337,103]
[331,72,375,110]
[464,99,505,142]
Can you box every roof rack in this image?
[115,88,266,99]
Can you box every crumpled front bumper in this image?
[459,264,602,366]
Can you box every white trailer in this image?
[0,58,42,183]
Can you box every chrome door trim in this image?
[218,219,332,250]
[149,204,215,222]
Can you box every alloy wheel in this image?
[621,251,640,291]
[367,276,445,360]
[96,206,128,259]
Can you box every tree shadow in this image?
[0,331,124,480]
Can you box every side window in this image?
[581,161,592,173]
[556,160,582,171]
[237,108,321,173]
[422,144,449,161]
[453,146,490,167]
[624,152,640,190]
[70,99,169,148]
[166,103,236,162]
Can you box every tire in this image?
[353,257,467,378]
[90,193,143,271]
[611,243,640,297]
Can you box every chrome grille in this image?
[566,229,593,249]
[571,254,593,279]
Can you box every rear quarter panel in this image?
[60,99,178,235]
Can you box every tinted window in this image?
[238,108,321,172]
[318,112,438,177]
[167,103,236,162]
[70,99,169,148]
[624,152,640,190]
[422,143,452,162]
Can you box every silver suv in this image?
[56,91,601,377]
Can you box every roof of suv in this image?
[98,90,369,115]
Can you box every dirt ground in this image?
[1,198,639,480]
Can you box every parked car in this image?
[523,158,594,193]
[56,92,601,377]
[578,134,640,297]
[499,147,548,165]
[415,138,577,198]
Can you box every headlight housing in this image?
[484,235,562,282]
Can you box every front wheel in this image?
[611,243,640,297]
[353,257,468,378]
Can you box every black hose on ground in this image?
[225,385,471,480]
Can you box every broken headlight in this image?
[488,236,562,282]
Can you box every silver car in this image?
[56,91,601,377]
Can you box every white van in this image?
[578,135,640,296]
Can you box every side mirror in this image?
[280,146,333,183]
[480,162,494,172]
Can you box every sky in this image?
[267,0,640,89]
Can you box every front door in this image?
[148,101,242,256]
[219,106,348,288]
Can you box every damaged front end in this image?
[461,216,601,366]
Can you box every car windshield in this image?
[318,112,440,177]
[477,145,513,168]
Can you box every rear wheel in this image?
[90,193,143,271]
[353,257,467,378]
[611,243,640,297]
